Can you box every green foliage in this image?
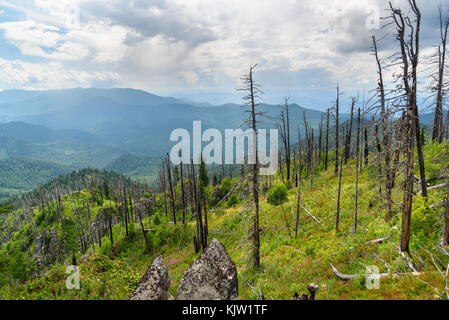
[152,212,161,226]
[104,154,160,187]
[199,156,209,187]
[80,253,140,291]
[227,194,239,208]
[0,205,14,214]
[0,158,69,203]
[423,142,449,185]
[1,134,449,301]
[62,222,78,255]
[213,177,232,204]
[267,184,288,206]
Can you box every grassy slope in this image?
[0,142,447,300]
[164,152,446,300]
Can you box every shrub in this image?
[212,177,233,206]
[267,184,288,206]
[153,212,161,226]
[227,194,239,208]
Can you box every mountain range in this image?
[0,87,437,201]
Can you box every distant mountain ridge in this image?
[0,87,438,202]
[0,88,342,157]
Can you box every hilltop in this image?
[0,141,447,300]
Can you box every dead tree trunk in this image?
[180,161,186,225]
[335,85,340,175]
[137,203,150,254]
[372,36,393,222]
[285,99,291,185]
[390,1,420,252]
[364,127,369,168]
[443,186,449,245]
[433,6,449,143]
[345,98,356,163]
[325,108,330,171]
[239,65,263,269]
[166,155,177,225]
[295,185,301,238]
[336,156,343,232]
[354,108,361,235]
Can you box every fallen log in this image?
[427,182,449,192]
[300,204,321,225]
[366,236,390,245]
[329,263,419,281]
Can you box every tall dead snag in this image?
[297,127,303,185]
[372,35,393,222]
[432,6,449,143]
[295,185,301,238]
[136,200,150,254]
[199,155,209,246]
[239,64,264,269]
[325,108,330,171]
[318,114,323,167]
[359,102,365,173]
[285,99,291,185]
[122,175,129,238]
[302,112,313,188]
[364,127,369,168]
[159,165,168,217]
[374,120,382,193]
[310,129,314,190]
[389,1,417,253]
[278,109,290,187]
[345,98,356,163]
[443,187,449,246]
[190,158,204,251]
[336,156,343,232]
[180,161,186,225]
[354,108,361,235]
[166,154,176,225]
[443,186,449,246]
[408,0,428,198]
[334,85,341,175]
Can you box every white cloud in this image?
[0,58,120,89]
[0,0,446,105]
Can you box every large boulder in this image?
[130,255,172,300]
[177,238,238,300]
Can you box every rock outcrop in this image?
[32,229,47,272]
[176,238,238,300]
[130,255,172,300]
[46,227,59,264]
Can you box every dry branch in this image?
[329,263,418,281]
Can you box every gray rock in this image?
[32,229,47,272]
[177,238,238,300]
[46,227,60,264]
[130,255,172,300]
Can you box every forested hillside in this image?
[1,0,449,302]
[0,138,447,299]
[0,158,70,203]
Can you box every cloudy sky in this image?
[0,0,447,110]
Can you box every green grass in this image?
[0,142,448,300]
